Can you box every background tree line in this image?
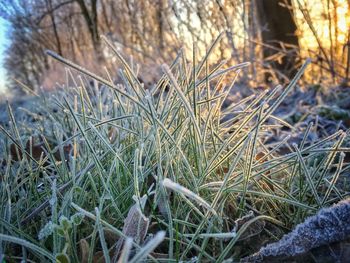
[0,0,349,91]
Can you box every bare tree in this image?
[1,0,347,91]
[75,0,101,58]
[254,0,300,81]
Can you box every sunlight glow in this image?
[294,0,350,48]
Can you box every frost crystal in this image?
[38,221,54,240]
[241,198,350,262]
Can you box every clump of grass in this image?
[0,35,349,262]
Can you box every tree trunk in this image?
[75,0,102,61]
[255,0,300,82]
[45,0,63,56]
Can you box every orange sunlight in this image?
[294,0,350,48]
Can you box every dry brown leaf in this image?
[93,250,116,263]
[112,195,150,262]
[79,239,89,263]
[234,211,265,241]
[9,136,72,163]
[108,127,118,144]
[255,152,266,162]
[104,228,119,247]
[93,251,104,263]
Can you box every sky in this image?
[0,17,9,94]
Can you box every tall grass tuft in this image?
[0,35,349,262]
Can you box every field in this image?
[0,36,350,262]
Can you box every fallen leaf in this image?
[112,195,150,261]
[79,239,89,263]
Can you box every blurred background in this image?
[0,0,349,98]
